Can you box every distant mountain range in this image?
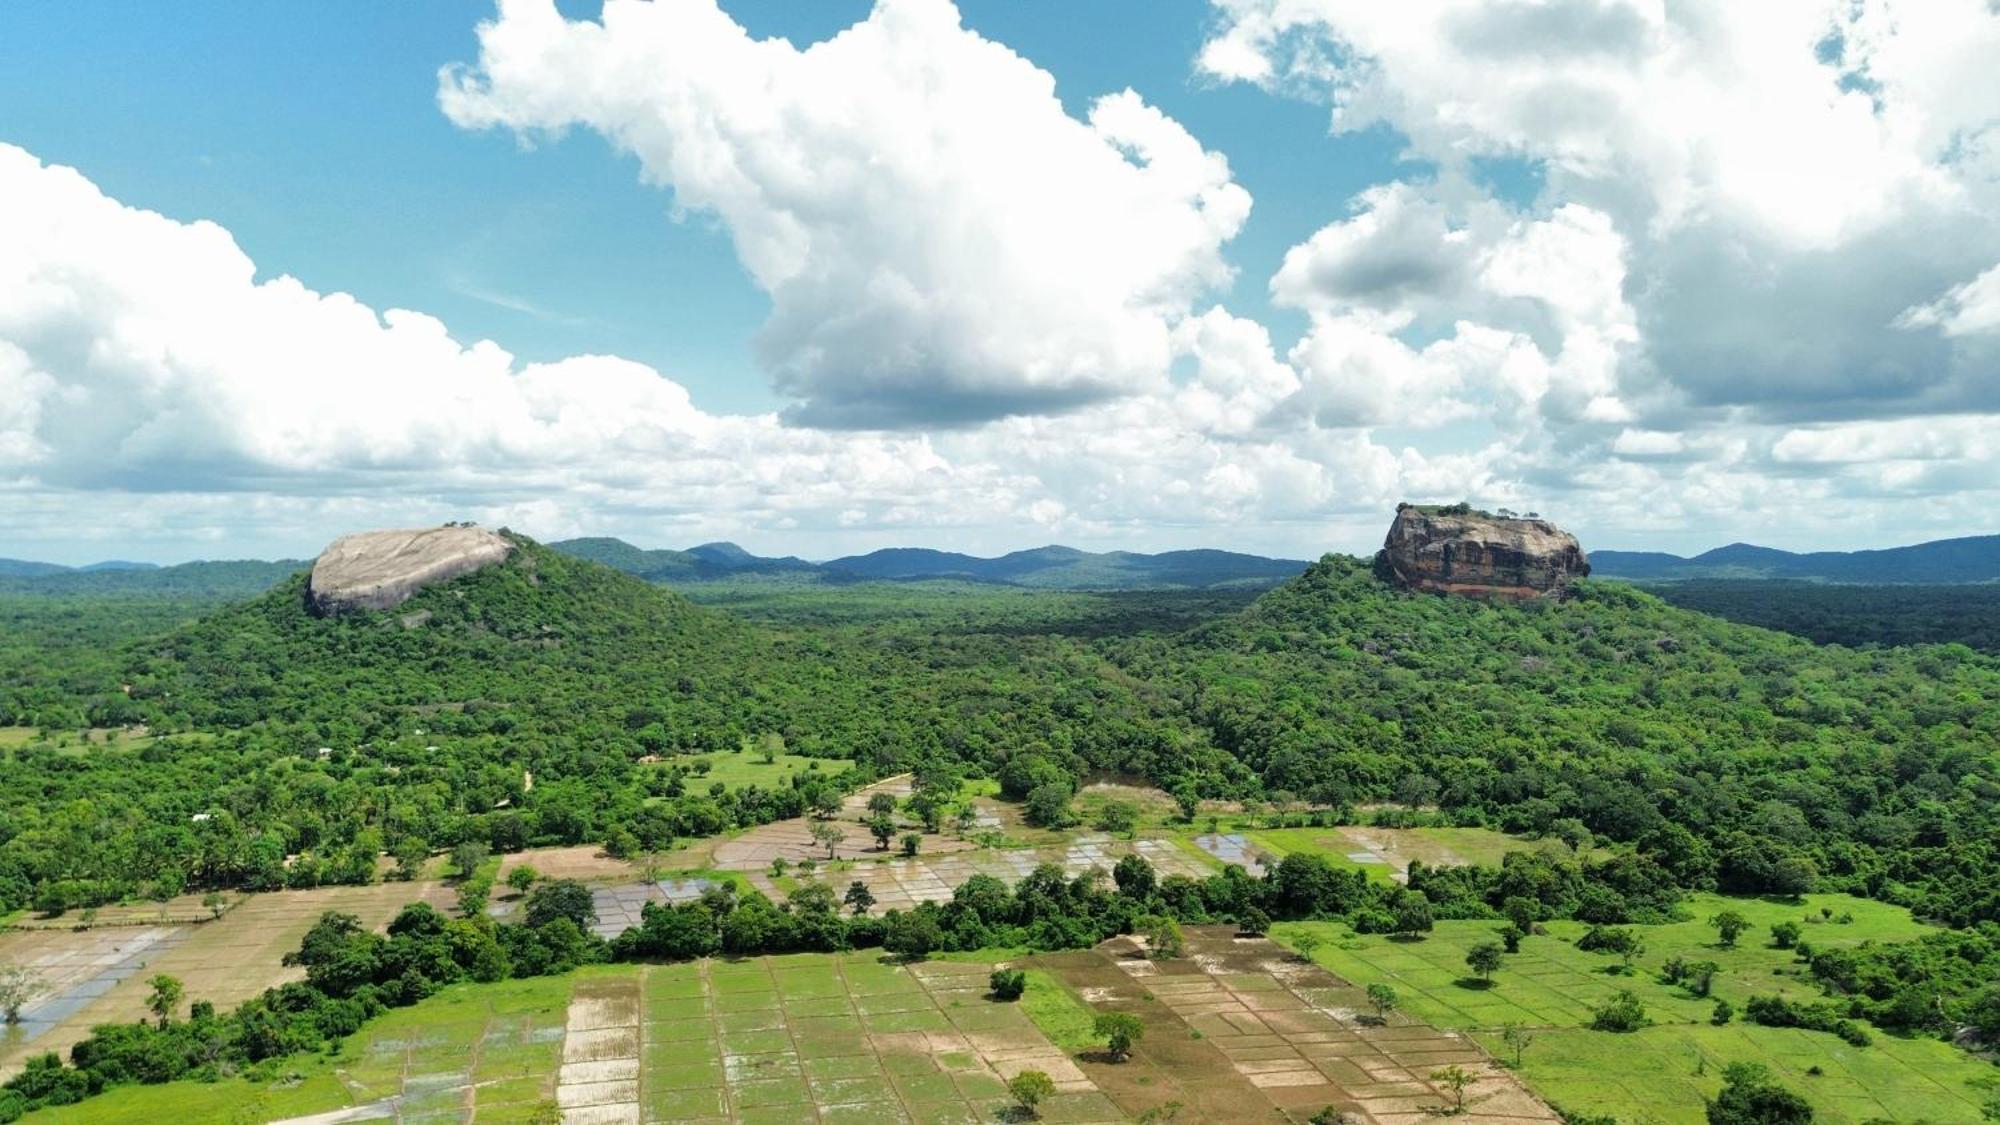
[550,539,1310,590]
[8,528,1993,597]
[0,558,306,596]
[1591,533,2000,584]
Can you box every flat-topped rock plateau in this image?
[1376,502,1589,600]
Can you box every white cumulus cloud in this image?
[440,0,1251,428]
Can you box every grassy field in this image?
[34,951,1119,1125]
[0,726,162,754]
[1409,825,1551,867]
[1276,892,1998,1124]
[35,973,572,1124]
[1016,967,1104,1054]
[1240,827,1396,882]
[1486,1023,1998,1125]
[668,747,858,791]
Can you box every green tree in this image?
[1393,894,1434,939]
[1008,1069,1056,1117]
[1094,1012,1145,1061]
[450,841,488,882]
[1709,910,1750,948]
[146,974,183,1027]
[1293,932,1323,963]
[506,864,539,895]
[1589,989,1650,1032]
[867,814,896,850]
[525,879,597,930]
[1431,1064,1474,1114]
[1365,982,1397,1023]
[810,821,846,859]
[456,876,493,919]
[989,968,1027,1001]
[0,964,44,1024]
[390,836,429,882]
[1769,921,1802,950]
[900,832,922,857]
[867,791,898,817]
[884,909,943,960]
[1237,907,1270,937]
[1465,941,1504,983]
[1706,1061,1813,1125]
[1142,915,1185,959]
[1500,1023,1535,1067]
[843,880,876,915]
[1024,783,1073,829]
[1094,799,1139,835]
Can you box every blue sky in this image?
[0,0,1415,414]
[1,0,1996,564]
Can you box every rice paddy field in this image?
[1276,892,1999,1124]
[32,952,1122,1125]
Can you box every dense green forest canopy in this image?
[2,538,1997,934]
[1116,558,1999,926]
[1646,580,2000,652]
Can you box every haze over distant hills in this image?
[6,528,1996,598]
[1590,533,2000,584]
[550,538,1311,590]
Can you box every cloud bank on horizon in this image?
[2,0,1997,562]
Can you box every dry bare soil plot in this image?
[0,879,453,1080]
[1030,926,1557,1125]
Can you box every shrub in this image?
[1589,990,1650,1032]
[1706,1061,1812,1125]
[1094,1012,1144,1060]
[989,968,1026,1001]
[1008,1069,1056,1116]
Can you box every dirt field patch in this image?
[498,845,640,884]
[1031,926,1559,1125]
[0,880,452,1080]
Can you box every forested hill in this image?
[1106,555,2000,925]
[16,534,1206,780]
[0,558,305,598]
[5,537,1999,931]
[107,537,917,759]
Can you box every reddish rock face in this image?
[1375,504,1589,600]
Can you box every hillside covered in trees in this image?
[2,535,1997,950]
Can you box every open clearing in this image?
[1245,825,1557,884]
[1278,892,1995,1124]
[657,747,858,792]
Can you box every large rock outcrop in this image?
[1375,503,1589,600]
[306,526,514,616]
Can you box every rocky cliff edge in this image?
[1375,503,1589,600]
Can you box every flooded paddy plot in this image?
[1190,832,1272,876]
[1,879,452,1080]
[742,834,1212,917]
[0,925,185,1064]
[1034,926,1558,1125]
